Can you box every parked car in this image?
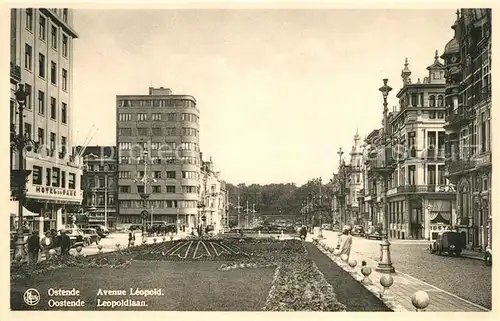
[364,226,382,240]
[430,231,463,256]
[62,228,85,248]
[485,246,492,266]
[81,228,100,245]
[321,224,332,231]
[88,225,109,238]
[352,225,365,236]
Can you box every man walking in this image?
[339,226,353,261]
[27,231,40,265]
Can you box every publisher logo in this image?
[23,288,40,306]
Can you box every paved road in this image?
[323,231,492,309]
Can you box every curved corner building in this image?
[116,87,200,232]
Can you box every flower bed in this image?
[10,254,131,280]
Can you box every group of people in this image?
[25,229,72,264]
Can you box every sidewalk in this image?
[313,233,489,312]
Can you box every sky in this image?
[71,9,456,186]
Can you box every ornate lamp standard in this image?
[133,150,156,241]
[372,78,396,273]
[11,84,32,260]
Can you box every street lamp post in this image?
[374,78,396,274]
[12,84,32,260]
[336,147,345,248]
[134,149,156,241]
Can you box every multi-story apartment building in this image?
[442,9,491,250]
[198,156,227,234]
[348,130,364,225]
[77,146,118,228]
[362,128,384,229]
[116,87,200,229]
[10,8,83,233]
[384,53,456,240]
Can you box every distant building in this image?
[198,156,227,234]
[442,9,491,250]
[10,9,83,233]
[348,130,364,225]
[116,87,200,229]
[75,146,118,228]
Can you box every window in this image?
[428,95,436,107]
[182,186,197,193]
[38,128,45,144]
[62,69,68,90]
[63,9,68,22]
[153,171,162,179]
[51,25,57,49]
[61,136,67,153]
[429,111,436,119]
[61,102,67,123]
[25,9,33,31]
[50,132,56,150]
[25,123,32,139]
[118,113,132,121]
[119,142,131,150]
[427,165,436,185]
[151,142,161,150]
[167,113,177,121]
[137,113,147,121]
[480,112,487,153]
[152,127,162,136]
[137,128,148,136]
[24,44,32,70]
[38,53,45,78]
[50,97,56,119]
[437,112,444,119]
[39,15,46,40]
[61,171,66,188]
[182,171,198,179]
[52,167,60,187]
[137,185,144,194]
[152,113,161,121]
[120,156,130,164]
[38,90,45,115]
[46,168,52,186]
[166,186,176,193]
[411,94,417,106]
[62,34,68,57]
[68,173,76,189]
[437,95,444,107]
[408,165,416,185]
[166,171,176,179]
[182,128,199,137]
[98,176,105,188]
[32,166,42,185]
[119,186,131,193]
[438,165,446,185]
[25,84,32,109]
[119,128,132,136]
[50,61,57,84]
[165,127,176,135]
[153,186,162,193]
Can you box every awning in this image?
[10,201,39,217]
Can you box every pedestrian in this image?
[39,231,54,260]
[128,231,133,247]
[339,227,353,261]
[59,229,71,256]
[300,225,307,241]
[27,231,40,265]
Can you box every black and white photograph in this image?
[6,2,494,314]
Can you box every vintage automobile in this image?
[485,246,492,266]
[430,231,463,256]
[88,224,109,238]
[61,228,85,248]
[351,225,365,236]
[364,226,383,240]
[81,228,100,246]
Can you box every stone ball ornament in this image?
[411,290,430,311]
[97,244,103,251]
[115,242,120,249]
[48,249,57,258]
[76,246,83,253]
[340,254,348,262]
[153,237,157,243]
[162,236,166,242]
[361,266,372,276]
[348,259,357,268]
[380,274,394,288]
[333,249,341,256]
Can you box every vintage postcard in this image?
[5,1,495,317]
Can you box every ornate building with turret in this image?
[347,130,364,225]
[442,9,491,250]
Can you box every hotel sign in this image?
[435,184,456,193]
[27,184,83,204]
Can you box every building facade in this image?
[10,8,83,233]
[198,157,228,234]
[348,130,364,225]
[385,53,456,240]
[442,9,492,250]
[116,87,200,229]
[362,128,384,230]
[77,146,118,228]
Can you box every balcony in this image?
[444,106,475,129]
[387,184,455,196]
[10,62,21,82]
[474,151,491,169]
[446,159,476,176]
